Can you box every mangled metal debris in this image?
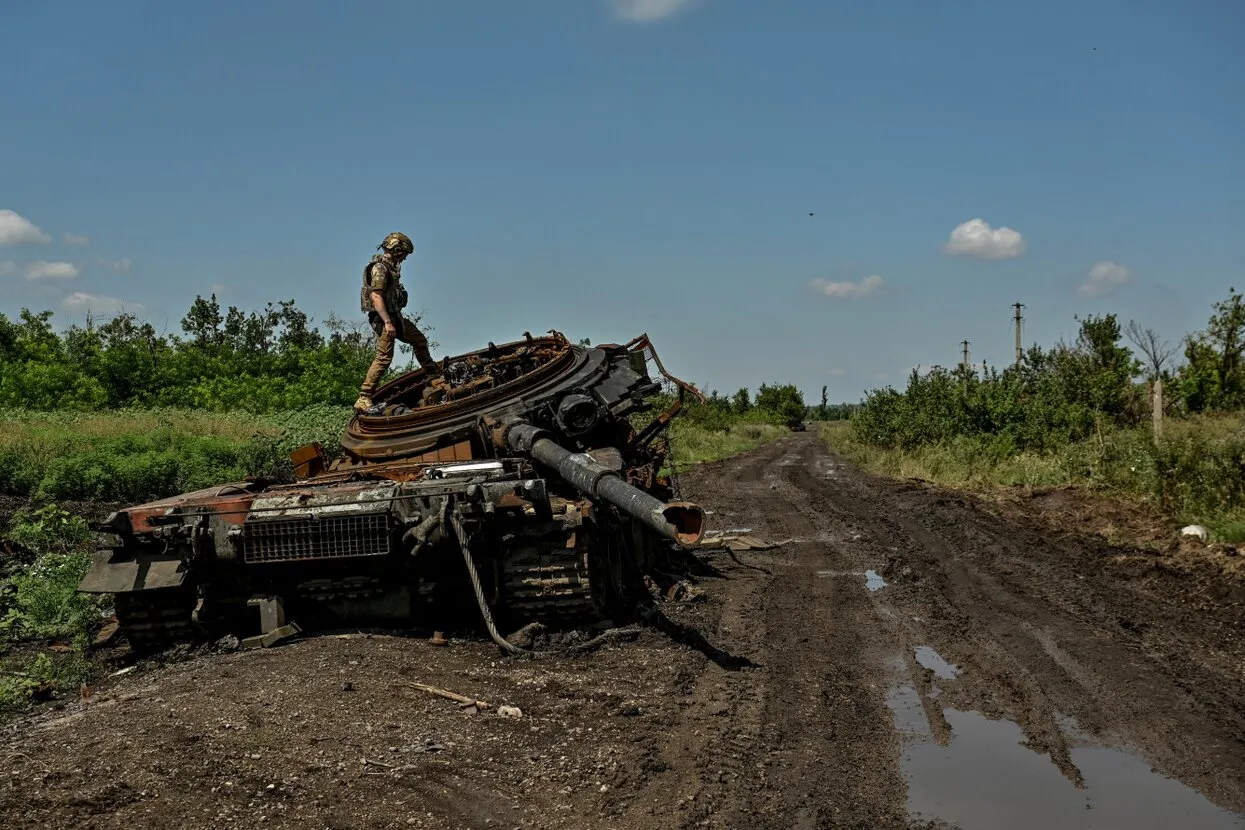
[697,529,785,552]
[77,331,708,656]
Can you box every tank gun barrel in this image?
[501,420,705,547]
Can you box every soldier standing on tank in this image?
[355,231,443,411]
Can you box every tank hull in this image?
[79,331,705,652]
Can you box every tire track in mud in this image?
[621,438,788,827]
[665,431,1244,827]
[804,434,1245,819]
[627,436,911,829]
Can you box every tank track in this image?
[114,588,198,652]
[500,539,598,625]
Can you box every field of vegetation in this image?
[0,294,807,714]
[825,287,1245,542]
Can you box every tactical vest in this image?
[360,254,409,315]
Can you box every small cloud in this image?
[827,368,846,377]
[942,218,1026,260]
[1078,261,1131,297]
[209,282,229,296]
[63,232,90,246]
[61,292,145,316]
[99,256,132,273]
[24,261,79,280]
[0,210,52,246]
[809,274,884,300]
[610,0,699,22]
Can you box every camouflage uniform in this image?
[356,234,439,410]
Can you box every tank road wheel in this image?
[114,586,199,653]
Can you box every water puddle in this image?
[884,676,1244,829]
[865,569,888,591]
[914,645,959,680]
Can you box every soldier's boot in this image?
[415,344,440,374]
[353,393,374,411]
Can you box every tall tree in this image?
[1124,320,1177,381]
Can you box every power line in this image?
[1012,302,1025,366]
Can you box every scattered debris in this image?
[497,705,523,719]
[1181,524,1211,543]
[408,682,491,712]
[91,618,121,648]
[408,739,445,753]
[240,621,303,650]
[698,531,783,552]
[506,622,547,650]
[109,666,137,678]
[665,580,704,602]
[213,634,240,652]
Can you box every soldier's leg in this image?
[398,315,439,371]
[356,315,397,408]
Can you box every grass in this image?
[822,413,1245,544]
[0,406,788,503]
[0,405,353,502]
[666,421,789,471]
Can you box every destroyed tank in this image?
[78,331,706,652]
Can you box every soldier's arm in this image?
[371,290,392,327]
[368,262,396,330]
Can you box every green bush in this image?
[0,504,108,715]
[4,504,92,553]
[1,550,105,649]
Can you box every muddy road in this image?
[3,432,1243,829]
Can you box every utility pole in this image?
[1012,302,1025,366]
[960,339,971,369]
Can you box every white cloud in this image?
[63,233,90,246]
[827,368,846,377]
[809,274,884,300]
[24,261,80,280]
[99,256,132,273]
[1078,261,1131,297]
[611,0,698,22]
[61,292,145,316]
[0,210,52,246]
[942,218,1026,260]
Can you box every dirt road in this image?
[3,432,1243,829]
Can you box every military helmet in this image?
[379,231,414,255]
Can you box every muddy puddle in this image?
[814,568,889,592]
[913,645,958,680]
[885,656,1244,829]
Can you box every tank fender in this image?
[78,551,187,594]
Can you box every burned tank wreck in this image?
[78,331,707,652]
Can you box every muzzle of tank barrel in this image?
[660,501,706,547]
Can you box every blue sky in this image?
[2,0,1242,403]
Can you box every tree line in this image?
[852,287,1245,451]
[0,295,820,422]
[0,295,423,412]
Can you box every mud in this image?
[1,432,1243,829]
